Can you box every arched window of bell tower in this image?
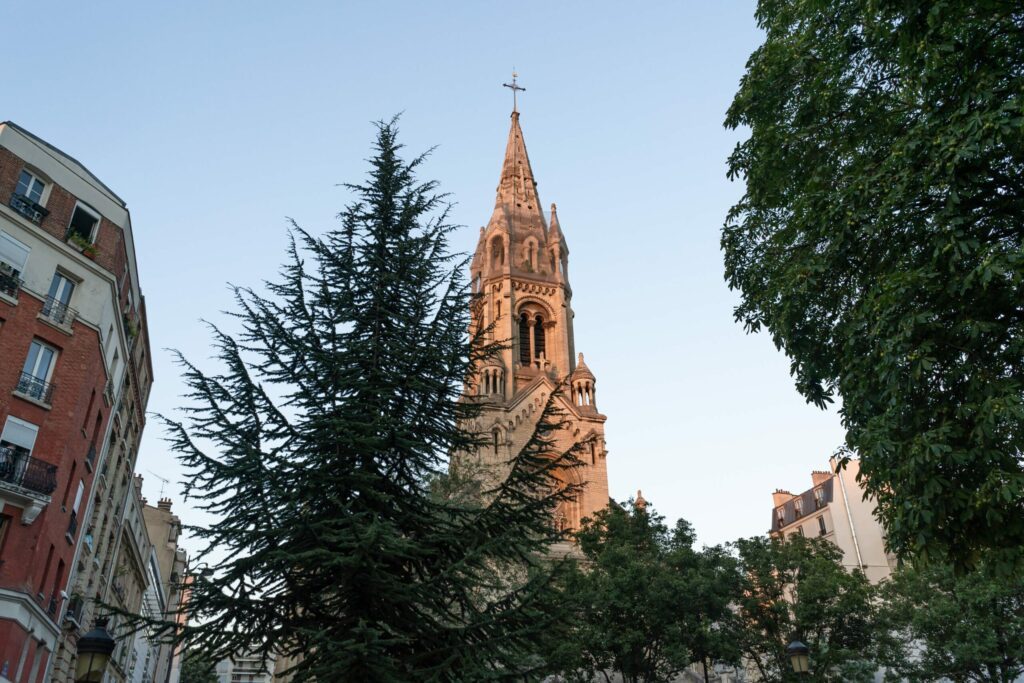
[518,313,531,365]
[533,315,545,359]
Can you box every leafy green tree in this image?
[549,501,740,683]
[179,649,218,683]
[877,559,1024,682]
[722,0,1024,570]
[733,535,877,682]
[159,119,581,681]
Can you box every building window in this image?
[42,271,76,326]
[0,515,10,559]
[814,487,827,509]
[533,315,545,359]
[793,498,803,519]
[1,415,39,459]
[818,516,827,536]
[67,202,100,243]
[0,231,30,298]
[19,339,58,402]
[776,508,785,528]
[518,313,530,365]
[16,170,45,204]
[10,171,49,224]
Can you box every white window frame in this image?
[48,270,76,307]
[0,231,30,276]
[0,416,39,456]
[23,339,59,384]
[15,169,46,204]
[67,201,101,243]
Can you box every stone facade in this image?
[770,456,895,584]
[464,110,610,532]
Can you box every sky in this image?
[4,1,846,553]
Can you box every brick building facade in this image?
[0,121,152,683]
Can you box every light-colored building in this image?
[462,102,610,535]
[217,652,275,683]
[142,497,187,683]
[770,456,895,584]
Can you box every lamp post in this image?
[75,619,116,683]
[786,639,810,675]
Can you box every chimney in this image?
[811,470,832,487]
[772,489,794,507]
[158,498,173,511]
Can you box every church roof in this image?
[487,112,548,240]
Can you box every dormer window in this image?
[67,202,100,244]
[793,498,803,519]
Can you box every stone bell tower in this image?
[465,106,609,531]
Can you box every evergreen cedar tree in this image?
[722,0,1024,571]
[152,119,584,682]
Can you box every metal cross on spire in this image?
[503,70,525,113]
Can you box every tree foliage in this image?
[877,559,1024,682]
[733,535,877,682]
[159,119,581,681]
[179,649,218,683]
[549,501,740,683]
[723,0,1024,570]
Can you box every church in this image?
[465,97,610,532]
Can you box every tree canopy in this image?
[550,501,740,683]
[723,0,1024,570]
[160,118,581,682]
[877,558,1024,682]
[733,535,877,682]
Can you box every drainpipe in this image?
[834,458,864,569]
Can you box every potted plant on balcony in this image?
[67,232,97,259]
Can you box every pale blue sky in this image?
[5,1,844,550]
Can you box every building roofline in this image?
[1,120,126,207]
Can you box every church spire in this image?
[495,110,542,215]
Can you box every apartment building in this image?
[770,456,895,584]
[216,652,275,683]
[0,121,152,683]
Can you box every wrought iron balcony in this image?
[16,371,55,404]
[40,296,77,327]
[9,193,48,225]
[0,446,58,496]
[66,510,78,538]
[0,269,20,299]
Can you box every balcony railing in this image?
[67,510,78,538]
[0,269,20,299]
[0,446,58,496]
[85,443,97,470]
[16,371,55,404]
[40,296,77,327]
[65,594,85,627]
[9,193,48,225]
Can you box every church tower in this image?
[466,106,609,531]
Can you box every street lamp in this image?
[75,619,116,683]
[786,639,810,674]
